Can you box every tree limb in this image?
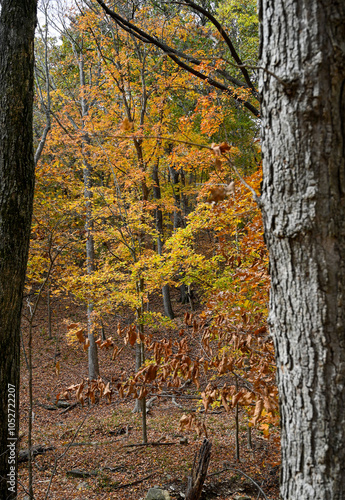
[174,0,258,95]
[94,0,259,117]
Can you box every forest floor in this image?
[18,289,280,500]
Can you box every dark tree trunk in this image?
[0,1,37,498]
[260,1,345,498]
[153,160,174,319]
[169,165,184,230]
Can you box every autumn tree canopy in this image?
[4,1,345,499]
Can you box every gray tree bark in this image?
[0,1,37,497]
[79,51,100,380]
[259,1,345,498]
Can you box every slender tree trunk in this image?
[260,1,345,498]
[78,49,99,380]
[34,3,51,166]
[0,2,37,498]
[234,376,240,462]
[169,165,191,305]
[152,160,174,319]
[247,424,252,450]
[133,280,148,443]
[47,280,52,339]
[169,165,184,230]
[83,159,99,379]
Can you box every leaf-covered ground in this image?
[19,292,280,500]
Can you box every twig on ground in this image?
[172,396,185,410]
[208,466,269,500]
[110,472,155,490]
[123,441,177,448]
[58,402,78,415]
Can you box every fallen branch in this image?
[109,472,154,490]
[66,469,98,478]
[37,403,57,411]
[172,396,185,410]
[102,465,126,472]
[123,441,177,448]
[208,466,269,500]
[58,402,78,415]
[63,441,95,447]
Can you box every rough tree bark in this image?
[185,439,212,500]
[260,1,345,498]
[0,1,37,497]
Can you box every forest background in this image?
[19,0,280,498]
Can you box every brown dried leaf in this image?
[232,391,243,408]
[226,181,235,195]
[215,157,222,169]
[55,361,60,376]
[104,382,112,403]
[127,326,137,346]
[144,364,158,383]
[251,399,264,426]
[219,142,231,153]
[67,323,79,330]
[138,386,148,400]
[120,117,133,132]
[76,382,84,403]
[75,328,85,343]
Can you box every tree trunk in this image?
[169,165,184,230]
[78,49,99,380]
[0,1,37,497]
[260,1,345,498]
[153,160,174,319]
[47,280,52,339]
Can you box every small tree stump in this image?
[185,439,212,500]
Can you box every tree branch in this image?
[174,0,258,95]
[94,0,259,117]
